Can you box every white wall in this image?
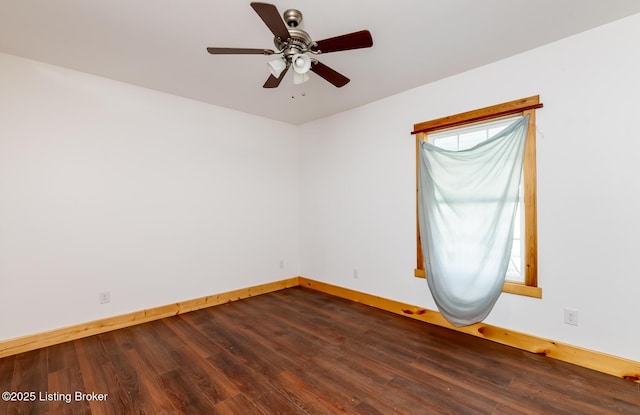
[0,52,300,341]
[299,14,640,362]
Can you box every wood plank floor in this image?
[1,287,638,414]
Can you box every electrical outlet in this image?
[564,308,578,326]
[353,269,359,279]
[279,260,285,269]
[99,291,111,304]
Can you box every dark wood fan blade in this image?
[312,30,373,54]
[310,61,350,88]
[250,2,290,41]
[263,65,290,88]
[207,47,275,55]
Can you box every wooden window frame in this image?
[412,96,543,298]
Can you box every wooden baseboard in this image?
[2,275,638,384]
[0,277,300,358]
[298,277,640,383]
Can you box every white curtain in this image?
[417,115,529,326]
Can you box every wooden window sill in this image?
[414,269,542,299]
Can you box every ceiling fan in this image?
[207,2,373,88]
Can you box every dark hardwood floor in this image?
[1,287,638,414]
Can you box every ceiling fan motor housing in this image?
[271,8,314,60]
[275,27,314,60]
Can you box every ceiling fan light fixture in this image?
[267,58,287,78]
[207,3,373,88]
[291,53,311,74]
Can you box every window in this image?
[412,96,542,298]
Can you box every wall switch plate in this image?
[564,308,578,326]
[99,291,111,304]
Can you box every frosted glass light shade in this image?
[267,59,287,78]
[293,71,310,84]
[292,54,311,74]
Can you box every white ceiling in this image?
[2,1,640,125]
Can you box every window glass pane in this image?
[506,201,524,283]
[432,135,458,151]
[488,125,508,137]
[429,115,522,145]
[458,130,487,149]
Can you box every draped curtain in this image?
[417,115,529,326]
